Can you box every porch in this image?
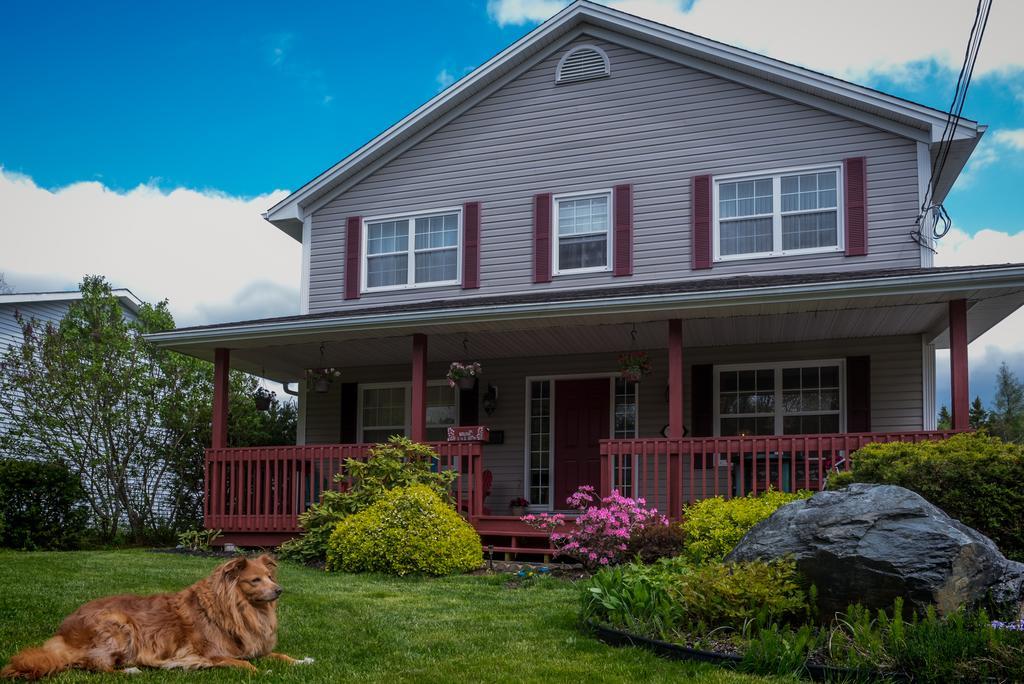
[144,266,1024,551]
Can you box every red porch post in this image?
[411,333,428,442]
[949,299,970,431]
[667,319,684,520]
[212,348,230,449]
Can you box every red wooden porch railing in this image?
[599,430,962,520]
[204,441,485,534]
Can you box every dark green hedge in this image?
[829,433,1024,561]
[0,459,89,550]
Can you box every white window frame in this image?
[361,207,463,293]
[552,189,613,276]
[712,359,846,437]
[712,163,845,263]
[357,380,459,442]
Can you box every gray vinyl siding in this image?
[308,36,921,313]
[0,302,74,446]
[302,335,923,511]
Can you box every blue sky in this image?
[1,0,1023,406]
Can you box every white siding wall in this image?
[302,334,924,512]
[308,36,921,313]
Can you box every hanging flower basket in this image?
[618,351,652,383]
[306,367,341,393]
[253,386,275,411]
[447,361,482,390]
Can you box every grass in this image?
[0,550,789,683]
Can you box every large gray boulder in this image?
[725,483,1024,619]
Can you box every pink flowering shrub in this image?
[521,486,667,569]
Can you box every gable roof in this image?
[264,0,984,241]
[0,289,143,314]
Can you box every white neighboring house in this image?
[0,289,143,441]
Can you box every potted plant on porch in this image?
[306,367,342,393]
[618,351,652,383]
[510,497,530,517]
[446,361,482,390]
[253,386,275,411]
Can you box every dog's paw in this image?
[294,657,315,666]
[121,667,143,675]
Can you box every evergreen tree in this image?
[937,405,952,430]
[969,396,989,430]
[990,363,1024,443]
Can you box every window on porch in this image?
[715,361,843,437]
[359,382,458,443]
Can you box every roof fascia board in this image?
[147,267,1024,348]
[584,26,931,143]
[0,289,142,313]
[264,2,583,224]
[301,29,586,219]
[581,3,977,141]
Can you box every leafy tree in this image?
[0,276,211,542]
[969,396,989,430]
[0,273,12,295]
[937,405,952,430]
[989,363,1024,443]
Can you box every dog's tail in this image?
[1,637,79,680]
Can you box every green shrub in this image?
[680,489,811,564]
[829,433,1024,560]
[0,458,89,550]
[626,522,687,564]
[582,556,810,637]
[177,528,222,552]
[326,484,482,576]
[279,436,458,564]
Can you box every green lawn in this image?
[0,551,789,683]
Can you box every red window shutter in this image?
[692,175,712,270]
[613,184,633,277]
[690,363,714,437]
[463,202,481,289]
[844,157,868,256]
[344,216,361,300]
[846,356,871,432]
[533,193,552,283]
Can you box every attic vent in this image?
[556,45,610,84]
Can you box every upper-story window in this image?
[714,165,843,261]
[363,209,461,291]
[553,190,612,275]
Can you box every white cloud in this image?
[0,168,299,328]
[436,68,455,91]
[488,0,1024,81]
[991,129,1024,151]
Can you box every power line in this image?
[912,0,992,252]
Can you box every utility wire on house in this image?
[912,0,992,252]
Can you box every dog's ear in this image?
[220,556,248,578]
[258,554,278,570]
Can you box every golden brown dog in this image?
[1,554,309,679]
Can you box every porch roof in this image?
[147,264,1024,381]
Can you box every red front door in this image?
[553,378,610,509]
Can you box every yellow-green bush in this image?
[326,484,482,576]
[828,432,1024,560]
[681,490,810,564]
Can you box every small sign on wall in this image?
[447,425,490,442]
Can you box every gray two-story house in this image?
[150,1,1024,551]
